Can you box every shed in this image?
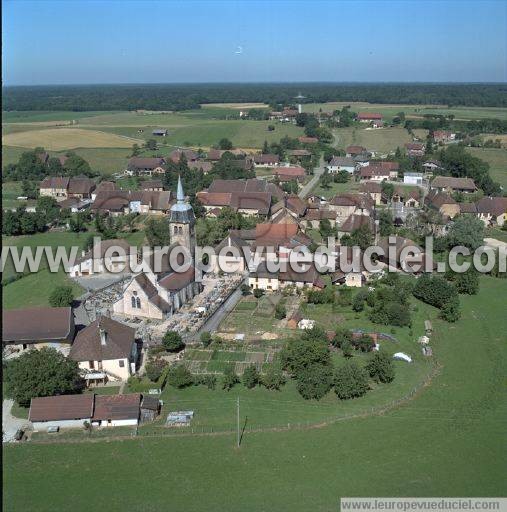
[424,320,433,335]
[166,410,194,426]
[140,394,161,423]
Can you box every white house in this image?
[327,156,357,174]
[404,172,424,186]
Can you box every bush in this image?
[334,361,369,399]
[413,274,459,309]
[274,303,287,320]
[200,331,212,347]
[145,358,166,382]
[167,365,193,388]
[253,288,264,299]
[242,365,260,389]
[366,351,395,384]
[440,296,461,322]
[49,285,74,307]
[221,364,239,390]
[240,284,251,296]
[194,374,217,390]
[163,331,185,352]
[262,364,286,390]
[452,269,479,295]
[295,363,333,400]
[281,336,331,377]
[333,328,352,348]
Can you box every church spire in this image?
[177,175,184,203]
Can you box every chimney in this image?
[99,328,107,346]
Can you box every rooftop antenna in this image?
[294,92,306,114]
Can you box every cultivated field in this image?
[4,277,506,511]
[2,128,139,150]
[201,102,270,109]
[333,126,413,154]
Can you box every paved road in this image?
[298,157,326,198]
[2,399,29,443]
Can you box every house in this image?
[298,136,318,144]
[337,214,375,242]
[422,160,443,173]
[327,156,356,174]
[331,247,368,287]
[187,160,213,174]
[253,154,280,167]
[58,197,90,213]
[69,315,138,383]
[459,202,478,215]
[206,148,246,161]
[91,190,173,216]
[127,157,166,176]
[405,143,425,157]
[113,178,202,320]
[249,261,325,291]
[67,177,96,199]
[329,193,374,224]
[433,131,455,143]
[271,195,308,220]
[140,180,164,191]
[426,190,460,219]
[91,181,116,201]
[92,394,141,427]
[209,235,248,274]
[288,149,312,158]
[390,187,421,208]
[274,166,306,182]
[369,161,399,178]
[353,152,371,167]
[359,182,382,205]
[39,177,70,201]
[29,394,94,431]
[346,145,367,158]
[404,172,424,186]
[169,149,198,163]
[431,176,477,194]
[68,239,136,277]
[357,113,383,123]
[378,236,434,273]
[359,166,391,182]
[2,307,75,352]
[475,196,507,227]
[152,129,167,136]
[300,207,336,230]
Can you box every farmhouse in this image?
[378,236,434,273]
[274,166,306,181]
[39,176,96,201]
[288,149,312,158]
[357,113,383,123]
[188,160,213,174]
[300,207,336,230]
[140,180,164,191]
[249,261,325,291]
[127,157,166,176]
[353,152,372,167]
[369,161,399,178]
[329,193,374,223]
[91,181,116,200]
[390,187,421,207]
[271,195,308,221]
[91,394,141,427]
[359,166,391,182]
[253,154,280,167]
[405,142,425,157]
[169,149,198,163]
[2,307,75,352]
[91,190,173,216]
[327,156,356,174]
[475,196,507,226]
[359,182,382,205]
[426,190,460,219]
[337,214,375,242]
[68,239,136,277]
[433,130,455,143]
[430,176,477,194]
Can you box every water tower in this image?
[294,92,306,114]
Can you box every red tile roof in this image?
[29,394,94,422]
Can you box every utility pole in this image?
[236,396,240,448]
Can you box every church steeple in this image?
[169,175,196,257]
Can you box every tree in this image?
[131,144,140,156]
[333,328,353,348]
[253,288,264,299]
[262,364,286,390]
[200,331,213,347]
[366,351,395,384]
[295,363,333,400]
[167,365,193,388]
[334,361,369,399]
[440,296,461,322]
[145,217,171,247]
[36,196,60,224]
[222,364,239,390]
[413,274,458,309]
[242,365,260,389]
[281,336,331,377]
[320,171,332,189]
[145,139,157,150]
[378,210,394,237]
[240,284,251,296]
[4,347,83,407]
[352,291,367,312]
[218,138,233,150]
[162,331,185,352]
[450,268,480,295]
[275,303,287,320]
[381,182,395,202]
[319,218,334,238]
[49,285,74,307]
[447,215,485,251]
[342,224,374,251]
[262,140,270,154]
[334,170,349,183]
[145,358,166,382]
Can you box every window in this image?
[131,296,136,308]
[136,297,141,308]
[174,226,178,234]
[89,361,95,369]
[119,360,125,367]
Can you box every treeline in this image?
[3,83,507,111]
[405,116,507,135]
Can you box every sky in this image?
[2,0,507,85]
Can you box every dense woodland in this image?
[3,83,507,111]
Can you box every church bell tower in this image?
[169,176,196,258]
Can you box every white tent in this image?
[393,352,412,363]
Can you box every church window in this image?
[131,296,136,308]
[136,297,141,308]
[174,226,178,234]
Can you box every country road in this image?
[298,156,326,198]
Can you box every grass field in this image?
[2,111,120,123]
[3,276,505,511]
[333,126,413,154]
[466,147,507,189]
[311,177,360,199]
[2,181,37,209]
[2,127,140,150]
[304,102,507,121]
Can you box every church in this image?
[113,177,202,320]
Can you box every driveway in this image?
[2,399,30,443]
[299,157,326,198]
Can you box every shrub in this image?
[413,274,458,309]
[333,328,352,348]
[240,284,251,296]
[281,336,331,377]
[295,363,333,400]
[194,374,217,390]
[253,288,264,299]
[167,365,193,388]
[440,296,461,322]
[334,361,369,399]
[200,331,212,347]
[49,285,74,307]
[163,331,185,353]
[221,364,239,391]
[366,351,395,384]
[145,358,166,382]
[274,303,287,320]
[242,365,260,389]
